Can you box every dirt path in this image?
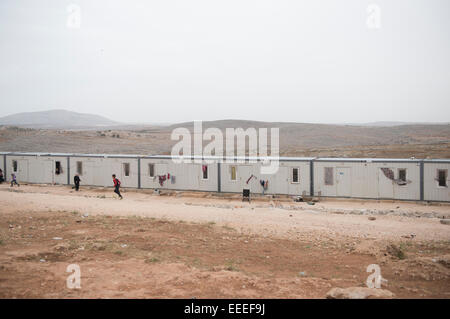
[0,184,449,298]
[0,185,449,242]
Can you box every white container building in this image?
[1,152,448,202]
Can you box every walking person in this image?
[10,173,19,187]
[112,174,123,199]
[73,173,81,191]
[0,169,4,184]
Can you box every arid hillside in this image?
[0,120,449,158]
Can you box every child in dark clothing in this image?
[73,174,81,191]
[112,174,123,199]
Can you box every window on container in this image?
[76,161,83,175]
[149,163,155,177]
[230,166,236,181]
[12,160,18,172]
[324,167,334,185]
[292,168,299,183]
[398,169,406,183]
[55,161,61,175]
[123,163,130,177]
[202,165,208,179]
[438,169,448,187]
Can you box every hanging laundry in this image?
[171,175,176,184]
[158,175,167,186]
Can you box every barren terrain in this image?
[1,121,449,158]
[0,184,449,298]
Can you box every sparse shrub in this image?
[225,260,239,271]
[145,257,160,263]
[387,244,406,260]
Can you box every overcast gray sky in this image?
[0,0,449,124]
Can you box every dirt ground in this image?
[0,184,449,298]
[1,125,449,158]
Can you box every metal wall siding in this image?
[423,162,450,201]
[2,153,449,202]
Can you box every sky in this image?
[0,0,449,124]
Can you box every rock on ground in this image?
[326,287,395,299]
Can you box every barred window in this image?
[76,161,83,175]
[230,166,236,181]
[324,167,334,185]
[149,163,155,177]
[55,161,61,175]
[202,165,208,180]
[398,169,406,182]
[123,163,130,177]
[438,169,448,187]
[292,168,299,183]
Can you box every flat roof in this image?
[1,152,449,162]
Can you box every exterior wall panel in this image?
[5,155,68,185]
[69,156,138,188]
[140,159,217,191]
[314,161,421,200]
[424,162,450,201]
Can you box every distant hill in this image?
[0,109,120,129]
[344,121,450,127]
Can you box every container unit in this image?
[0,152,448,202]
[372,159,421,200]
[313,158,421,200]
[220,158,311,195]
[68,154,139,188]
[0,152,7,181]
[140,156,218,192]
[5,153,69,185]
[423,160,450,202]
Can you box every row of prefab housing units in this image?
[0,152,449,202]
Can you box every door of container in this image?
[378,167,394,199]
[336,167,352,197]
[16,159,29,182]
